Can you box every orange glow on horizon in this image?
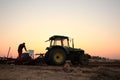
[0,0,120,59]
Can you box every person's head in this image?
[23,42,25,45]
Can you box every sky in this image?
[0,0,120,59]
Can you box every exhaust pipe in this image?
[72,39,74,48]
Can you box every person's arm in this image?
[24,45,27,51]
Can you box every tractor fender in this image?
[48,46,68,54]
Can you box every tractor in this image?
[44,35,91,65]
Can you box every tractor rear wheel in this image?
[49,48,66,65]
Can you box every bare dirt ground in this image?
[0,63,120,80]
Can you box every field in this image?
[0,61,120,80]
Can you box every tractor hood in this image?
[66,47,85,53]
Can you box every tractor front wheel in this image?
[79,55,89,65]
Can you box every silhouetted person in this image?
[18,43,27,57]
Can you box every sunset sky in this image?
[0,0,120,59]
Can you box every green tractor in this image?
[44,35,91,65]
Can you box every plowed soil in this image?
[0,63,120,80]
